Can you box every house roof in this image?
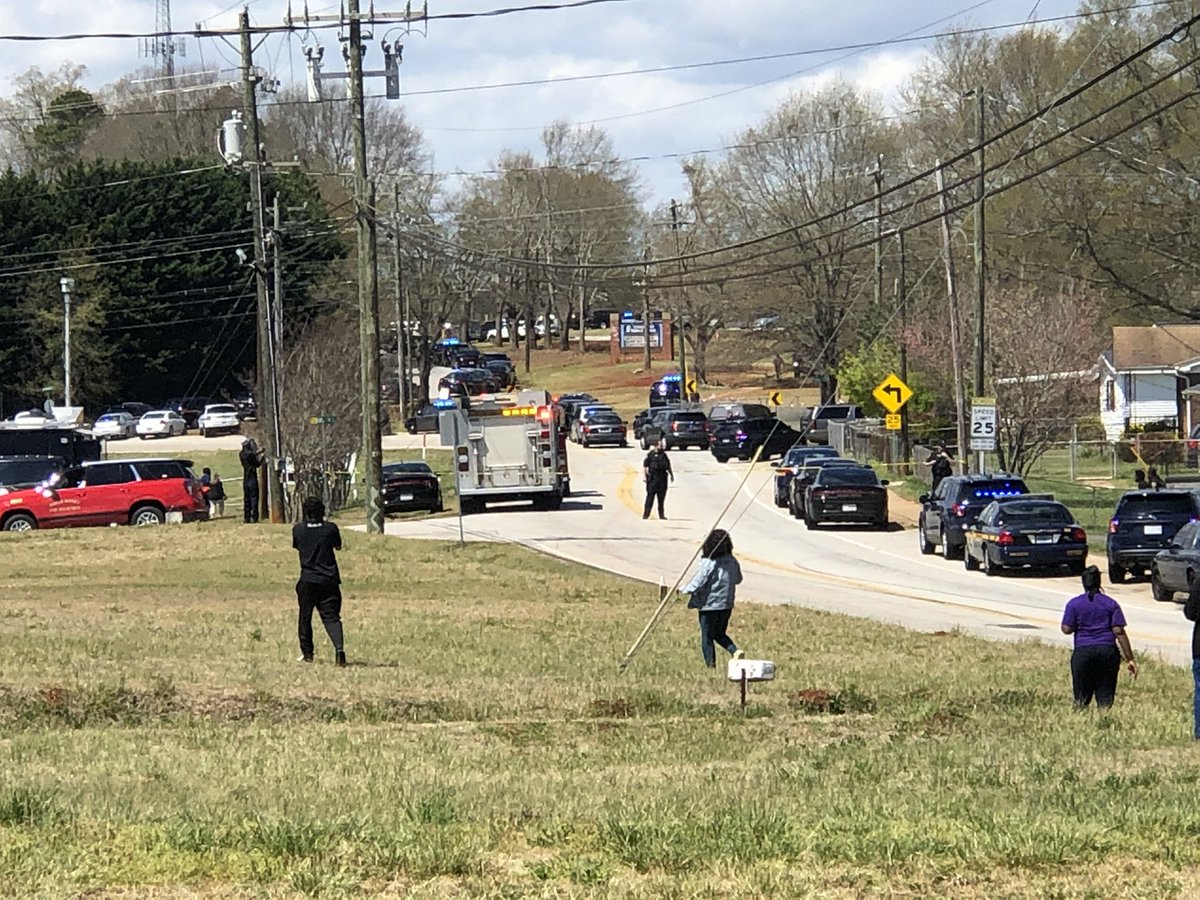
[1112,325,1200,371]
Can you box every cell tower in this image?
[140,0,185,78]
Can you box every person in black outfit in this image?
[1185,577,1200,739]
[643,439,674,519]
[239,438,264,523]
[292,496,347,666]
[925,445,954,492]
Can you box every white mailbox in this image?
[727,659,775,682]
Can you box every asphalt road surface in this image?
[381,442,1195,667]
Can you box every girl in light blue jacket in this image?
[683,528,744,668]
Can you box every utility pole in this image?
[936,163,968,474]
[972,89,987,474]
[392,182,407,416]
[240,8,283,524]
[523,239,533,375]
[896,229,910,469]
[272,193,284,363]
[60,277,74,409]
[670,199,688,392]
[346,0,384,535]
[872,155,883,316]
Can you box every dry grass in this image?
[3,523,1200,898]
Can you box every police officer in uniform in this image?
[643,438,674,520]
[240,438,265,523]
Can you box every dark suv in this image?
[1107,489,1200,582]
[642,409,708,450]
[710,417,803,462]
[918,474,1029,560]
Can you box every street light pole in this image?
[60,277,74,408]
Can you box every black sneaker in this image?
[335,651,347,668]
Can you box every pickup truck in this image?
[798,404,865,445]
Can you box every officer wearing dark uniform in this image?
[292,496,347,666]
[240,438,265,523]
[642,439,674,520]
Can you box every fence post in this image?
[1111,443,1117,481]
[1069,424,1077,482]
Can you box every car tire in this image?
[981,547,997,576]
[1108,563,1126,584]
[460,497,483,515]
[803,511,817,530]
[940,528,962,561]
[199,428,207,438]
[130,505,165,527]
[774,490,787,508]
[3,512,36,532]
[139,435,149,440]
[917,518,935,555]
[964,547,980,571]
[1151,569,1175,602]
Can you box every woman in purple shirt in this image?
[1061,565,1138,708]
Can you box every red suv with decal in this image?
[0,458,208,532]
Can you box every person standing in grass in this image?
[207,473,226,518]
[1184,577,1200,739]
[683,528,745,668]
[292,496,347,667]
[1061,565,1137,709]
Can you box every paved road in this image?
[381,442,1195,666]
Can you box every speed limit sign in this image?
[970,398,997,451]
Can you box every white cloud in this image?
[0,0,1087,202]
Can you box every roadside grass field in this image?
[4,525,1200,897]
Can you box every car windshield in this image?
[206,405,237,414]
[143,413,165,420]
[813,406,854,420]
[0,460,58,484]
[384,463,432,474]
[96,415,120,423]
[996,503,1072,525]
[590,413,623,424]
[1119,494,1196,516]
[817,467,878,486]
[784,447,837,465]
[672,413,707,422]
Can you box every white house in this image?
[1098,325,1200,441]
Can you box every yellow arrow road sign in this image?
[768,390,783,406]
[872,373,913,414]
[686,378,698,395]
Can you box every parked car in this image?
[404,403,445,434]
[770,445,840,506]
[553,393,597,430]
[437,368,501,399]
[709,417,804,462]
[164,397,210,428]
[964,495,1088,576]
[1107,488,1200,582]
[197,404,241,438]
[92,411,137,440]
[631,407,660,441]
[787,458,871,518]
[917,474,1029,560]
[797,404,865,445]
[579,411,628,448]
[107,401,154,421]
[136,410,187,439]
[382,461,443,514]
[484,358,518,390]
[233,392,257,421]
[571,405,615,443]
[1150,520,1200,601]
[642,409,708,450]
[0,456,62,493]
[0,458,208,531]
[801,465,889,529]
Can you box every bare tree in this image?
[278,312,363,518]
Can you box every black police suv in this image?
[1107,489,1200,583]
[917,474,1029,560]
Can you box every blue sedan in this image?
[770,445,840,506]
[964,496,1088,576]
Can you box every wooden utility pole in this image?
[641,250,653,371]
[523,240,533,375]
[670,199,688,391]
[240,8,283,524]
[936,163,968,473]
[896,227,910,468]
[872,155,883,315]
[392,182,408,416]
[973,89,987,474]
[347,0,384,534]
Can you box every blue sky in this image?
[0,0,1088,201]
